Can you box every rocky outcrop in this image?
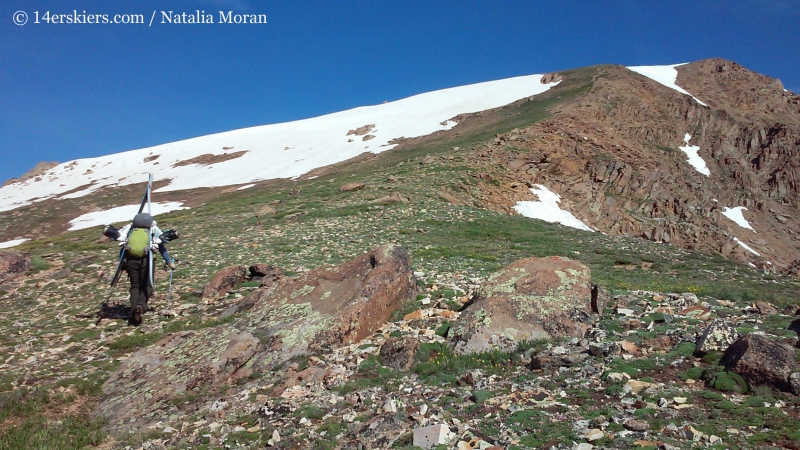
[202,265,247,300]
[97,244,415,431]
[720,334,798,392]
[96,327,259,432]
[2,161,58,186]
[466,61,800,267]
[541,73,562,84]
[236,244,415,371]
[0,250,30,284]
[449,256,592,354]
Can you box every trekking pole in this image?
[167,268,174,311]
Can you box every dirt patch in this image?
[172,151,248,168]
[143,155,160,163]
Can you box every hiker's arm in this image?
[117,224,131,241]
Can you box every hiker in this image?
[103,213,178,325]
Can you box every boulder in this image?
[449,256,592,354]
[340,182,366,192]
[0,250,30,284]
[96,327,259,432]
[202,265,247,299]
[379,336,420,371]
[756,301,779,315]
[695,320,740,355]
[236,244,415,371]
[720,334,799,392]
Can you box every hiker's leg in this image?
[124,259,141,311]
[142,258,154,310]
[137,260,149,311]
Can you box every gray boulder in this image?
[449,256,592,354]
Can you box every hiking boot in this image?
[131,306,143,326]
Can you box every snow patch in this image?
[0,74,560,212]
[722,206,755,232]
[734,237,760,256]
[679,134,710,176]
[68,202,189,231]
[627,64,708,106]
[237,184,255,191]
[0,238,29,249]
[514,185,594,232]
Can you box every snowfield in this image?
[513,185,594,232]
[68,202,189,231]
[0,74,560,213]
[627,64,708,106]
[722,206,756,232]
[679,134,711,176]
[0,238,29,249]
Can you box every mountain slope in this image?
[0,74,559,212]
[1,59,798,270]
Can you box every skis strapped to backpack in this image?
[110,173,153,288]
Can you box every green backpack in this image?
[126,227,151,258]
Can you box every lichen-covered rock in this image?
[236,244,415,371]
[202,264,247,299]
[96,327,258,432]
[449,256,592,354]
[790,372,800,396]
[720,334,799,392]
[695,320,740,355]
[379,336,420,370]
[0,250,30,284]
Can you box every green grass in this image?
[0,387,106,449]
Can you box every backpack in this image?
[125,227,151,258]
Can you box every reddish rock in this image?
[379,336,420,371]
[647,335,672,350]
[203,265,247,299]
[620,341,639,353]
[248,264,282,287]
[0,250,30,284]
[449,256,592,354]
[679,305,712,320]
[403,310,423,320]
[721,334,799,392]
[237,244,415,371]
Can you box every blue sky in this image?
[2,0,799,182]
